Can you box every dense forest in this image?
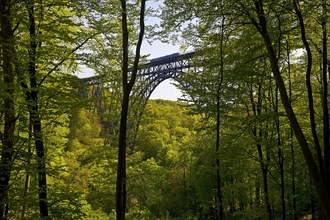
[1,0,330,219]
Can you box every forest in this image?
[1,0,330,219]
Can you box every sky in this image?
[78,40,183,101]
[140,40,183,101]
[136,0,184,101]
[78,1,184,101]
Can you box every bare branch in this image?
[38,32,99,87]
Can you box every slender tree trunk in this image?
[215,95,223,220]
[0,1,16,219]
[246,86,261,217]
[20,153,31,220]
[294,1,330,216]
[116,1,145,219]
[278,147,285,220]
[25,1,49,217]
[257,143,272,220]
[3,195,8,220]
[230,176,235,212]
[21,120,32,220]
[311,199,316,220]
[183,167,187,211]
[286,37,297,220]
[290,131,297,220]
[215,15,225,220]
[33,118,48,218]
[116,0,130,217]
[116,91,129,220]
[250,82,272,219]
[239,190,244,211]
[294,2,325,178]
[275,85,286,220]
[321,0,330,193]
[255,173,260,209]
[123,166,127,215]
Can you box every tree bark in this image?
[20,119,32,220]
[116,0,145,219]
[292,0,324,181]
[286,37,297,220]
[321,0,330,193]
[116,91,129,220]
[278,147,285,220]
[257,143,272,220]
[290,132,297,220]
[215,85,223,220]
[255,173,260,209]
[215,14,225,220]
[0,1,16,219]
[25,1,49,217]
[275,85,286,220]
[249,82,272,219]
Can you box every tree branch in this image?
[129,0,146,90]
[37,32,99,87]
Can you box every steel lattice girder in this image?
[81,51,195,146]
[82,51,195,85]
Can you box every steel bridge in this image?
[81,51,195,144]
[82,51,195,86]
[81,50,195,110]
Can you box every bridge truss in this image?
[81,51,195,145]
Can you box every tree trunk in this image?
[25,1,49,217]
[278,147,285,220]
[0,1,16,219]
[275,85,286,220]
[321,0,330,193]
[215,14,225,220]
[257,143,272,220]
[21,120,32,220]
[249,82,272,219]
[290,132,297,220]
[116,91,129,220]
[286,37,298,220]
[116,1,145,219]
[255,173,260,209]
[4,195,8,220]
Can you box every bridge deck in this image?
[82,51,195,85]
[148,51,195,65]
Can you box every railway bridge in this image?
[82,51,195,95]
[80,51,196,143]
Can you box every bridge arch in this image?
[149,79,181,100]
[82,51,196,145]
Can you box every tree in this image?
[116,0,146,219]
[133,100,199,218]
[0,1,16,219]
[236,0,330,218]
[24,1,49,216]
[0,0,96,218]
[159,0,330,217]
